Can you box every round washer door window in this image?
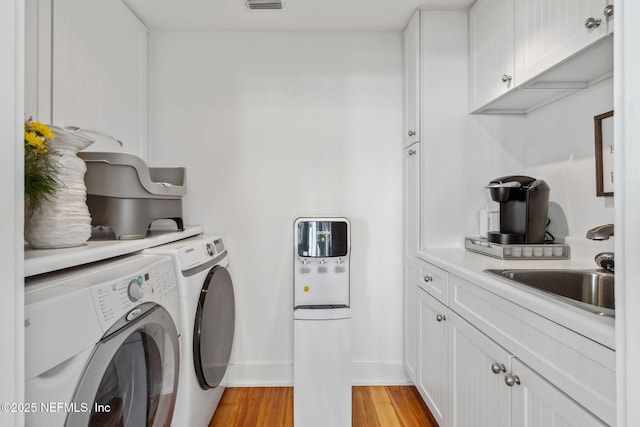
[193,265,235,389]
[66,304,179,427]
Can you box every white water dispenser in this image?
[293,217,351,427]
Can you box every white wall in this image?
[520,78,614,258]
[420,10,525,248]
[420,9,614,260]
[471,79,614,259]
[148,31,405,384]
[25,0,149,158]
[0,0,24,425]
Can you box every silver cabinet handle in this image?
[504,373,521,387]
[436,314,446,322]
[423,275,433,283]
[408,149,416,156]
[501,74,512,83]
[408,130,416,137]
[585,17,602,29]
[603,4,613,18]
[491,362,506,374]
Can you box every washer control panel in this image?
[91,257,177,331]
[127,276,145,302]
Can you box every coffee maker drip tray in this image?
[465,237,570,260]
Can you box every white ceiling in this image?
[121,0,476,32]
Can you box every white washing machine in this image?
[144,234,235,427]
[25,254,181,427]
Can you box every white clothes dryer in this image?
[25,254,181,427]
[144,235,235,427]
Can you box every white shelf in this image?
[25,225,203,277]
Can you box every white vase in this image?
[25,126,94,249]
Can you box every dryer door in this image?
[66,303,179,427]
[193,265,235,389]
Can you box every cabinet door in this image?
[514,0,609,85]
[403,258,418,382]
[403,11,420,147]
[403,143,420,258]
[449,311,511,427]
[605,0,613,35]
[51,0,148,158]
[469,0,515,112]
[511,359,607,427]
[403,142,420,381]
[417,288,449,426]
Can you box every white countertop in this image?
[25,226,203,277]
[417,248,615,350]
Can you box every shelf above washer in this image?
[25,225,203,277]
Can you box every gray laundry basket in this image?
[78,152,187,239]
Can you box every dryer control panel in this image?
[175,237,226,270]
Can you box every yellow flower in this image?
[24,131,48,153]
[29,121,55,140]
[25,121,55,140]
[24,120,59,210]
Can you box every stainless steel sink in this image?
[484,269,614,316]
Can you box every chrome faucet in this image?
[586,224,614,240]
[595,252,615,273]
[586,224,615,272]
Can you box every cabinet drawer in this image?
[448,274,615,425]
[417,259,448,305]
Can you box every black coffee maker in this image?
[486,175,550,244]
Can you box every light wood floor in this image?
[209,386,438,427]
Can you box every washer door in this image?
[66,303,179,427]
[193,265,235,389]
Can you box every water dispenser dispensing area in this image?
[294,219,350,309]
[293,217,352,427]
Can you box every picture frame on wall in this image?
[594,110,614,197]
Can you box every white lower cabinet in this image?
[413,259,612,426]
[448,311,510,427]
[403,142,421,382]
[511,359,606,427]
[403,258,418,382]
[417,287,449,426]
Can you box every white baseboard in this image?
[224,362,412,387]
[225,362,293,387]
[351,362,412,386]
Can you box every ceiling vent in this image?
[245,0,283,10]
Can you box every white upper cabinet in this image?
[514,0,611,85]
[53,0,148,157]
[26,0,149,158]
[403,11,420,147]
[469,0,515,113]
[470,0,614,114]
